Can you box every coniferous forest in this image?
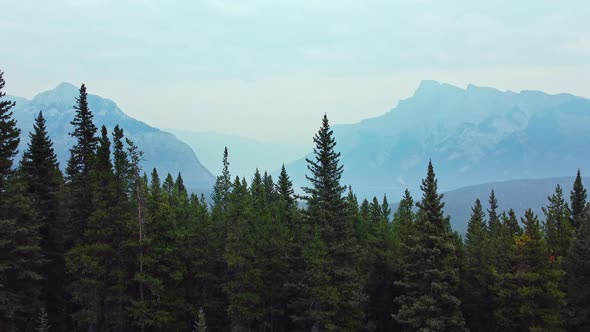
[1,70,590,332]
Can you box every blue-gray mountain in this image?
[286,80,590,201]
[10,82,215,193]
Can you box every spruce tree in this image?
[542,184,574,258]
[394,161,466,331]
[20,111,67,331]
[570,169,587,229]
[0,70,19,195]
[0,72,45,331]
[502,209,522,237]
[488,190,501,234]
[300,114,365,330]
[492,209,565,331]
[462,198,493,331]
[65,84,98,246]
[193,307,208,332]
[566,212,590,330]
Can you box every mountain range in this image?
[285,80,590,201]
[8,80,590,233]
[9,82,215,194]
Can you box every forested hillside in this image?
[1,71,589,331]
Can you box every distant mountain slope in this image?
[169,129,310,179]
[286,81,590,200]
[10,83,214,193]
[428,176,588,234]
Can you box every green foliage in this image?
[20,111,67,331]
[0,77,45,330]
[394,161,466,331]
[566,212,590,330]
[65,83,98,246]
[0,70,20,194]
[543,184,574,258]
[300,114,366,330]
[570,169,587,229]
[492,209,565,331]
[462,198,494,331]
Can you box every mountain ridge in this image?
[286,80,590,200]
[10,82,215,194]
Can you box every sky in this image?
[1,0,590,143]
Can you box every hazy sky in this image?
[2,0,590,143]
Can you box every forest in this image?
[1,70,589,332]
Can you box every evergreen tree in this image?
[211,147,232,215]
[488,190,501,234]
[542,184,574,258]
[36,306,50,332]
[193,307,208,332]
[492,209,565,331]
[566,212,590,330]
[502,209,522,237]
[0,70,19,194]
[364,195,396,331]
[394,161,466,331]
[570,169,587,229]
[391,189,414,252]
[300,114,365,330]
[66,126,123,330]
[130,168,189,330]
[65,84,98,246]
[462,199,493,331]
[0,72,45,331]
[20,111,67,331]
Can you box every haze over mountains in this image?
[10,82,215,193]
[9,80,590,229]
[286,80,590,200]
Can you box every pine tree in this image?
[570,169,587,229]
[65,83,98,246]
[502,209,522,237]
[20,111,67,331]
[300,114,365,330]
[566,212,590,330]
[462,198,493,331]
[492,209,565,331]
[66,126,117,330]
[193,307,208,332]
[543,184,574,258]
[36,306,50,332]
[0,70,19,195]
[364,195,396,331]
[211,147,232,215]
[391,189,414,252]
[0,72,45,331]
[224,176,262,330]
[394,161,466,331]
[488,190,501,234]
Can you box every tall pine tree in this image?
[20,111,67,331]
[394,161,466,331]
[570,169,587,229]
[65,84,98,246]
[0,71,44,331]
[299,114,365,330]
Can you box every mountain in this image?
[286,80,590,200]
[169,129,311,179]
[426,176,588,234]
[9,82,215,193]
